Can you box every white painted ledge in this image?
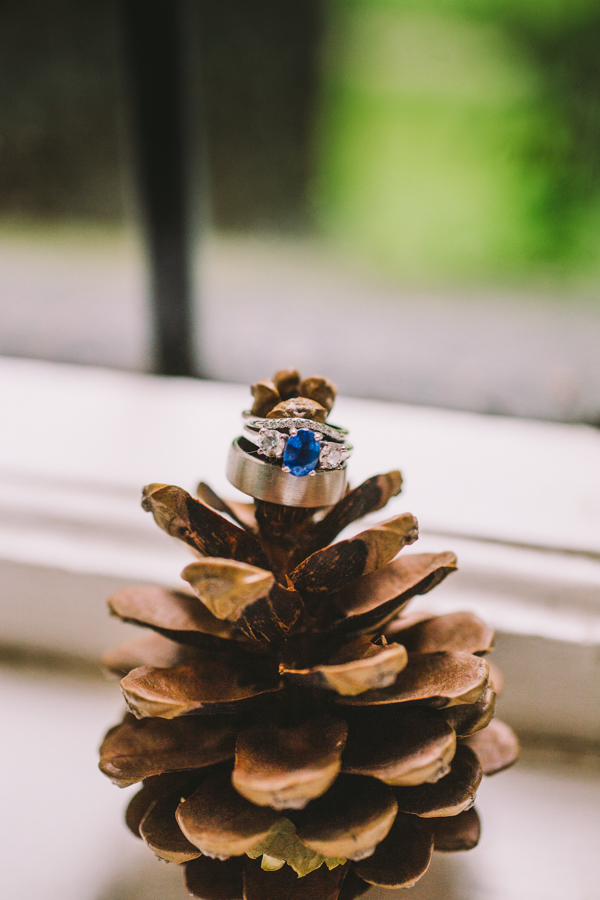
[1,356,599,739]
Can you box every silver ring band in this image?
[242,424,353,455]
[243,414,349,442]
[227,438,347,507]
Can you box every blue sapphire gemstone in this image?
[283,429,320,476]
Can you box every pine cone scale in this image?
[120,657,282,719]
[354,812,434,888]
[101,631,194,678]
[429,806,481,852]
[197,481,259,533]
[281,640,408,696]
[336,651,490,707]
[392,744,482,818]
[233,716,348,811]
[108,584,241,644]
[290,513,418,594]
[310,471,403,550]
[328,551,457,637]
[393,611,495,655]
[294,774,398,861]
[139,791,203,863]
[181,559,275,622]
[464,719,520,775]
[341,706,457,786]
[143,484,269,569]
[177,773,281,858]
[439,686,497,737]
[99,714,238,787]
[185,855,245,900]
[125,771,199,837]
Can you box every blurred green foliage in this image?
[316,0,600,286]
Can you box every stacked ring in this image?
[227,438,348,507]
[243,413,348,440]
[227,413,352,507]
[243,417,351,470]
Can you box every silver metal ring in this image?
[242,424,352,462]
[243,414,349,442]
[227,438,347,507]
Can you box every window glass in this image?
[2,0,600,423]
[0,0,148,369]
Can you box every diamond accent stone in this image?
[283,429,321,477]
[258,429,287,458]
[319,442,349,469]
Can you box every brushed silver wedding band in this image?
[226,438,348,507]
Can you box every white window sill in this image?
[1,355,599,740]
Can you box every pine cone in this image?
[99,370,519,900]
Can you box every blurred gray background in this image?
[2,0,600,423]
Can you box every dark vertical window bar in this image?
[198,0,323,232]
[121,0,198,377]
